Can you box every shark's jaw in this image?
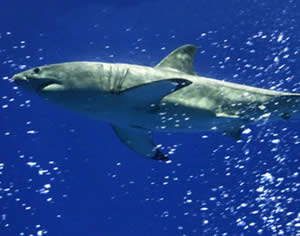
[13,74,63,93]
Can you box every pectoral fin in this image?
[111,125,169,161]
[223,127,243,140]
[280,112,291,120]
[120,78,192,108]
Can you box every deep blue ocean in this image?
[1,0,299,235]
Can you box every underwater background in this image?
[0,0,299,235]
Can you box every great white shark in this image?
[12,45,300,160]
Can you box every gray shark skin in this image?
[12,45,300,160]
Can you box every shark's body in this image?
[13,45,300,160]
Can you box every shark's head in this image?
[13,62,114,95]
[12,62,105,93]
[13,63,71,94]
[12,62,113,114]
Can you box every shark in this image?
[12,45,300,160]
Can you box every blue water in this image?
[1,0,299,235]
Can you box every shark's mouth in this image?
[33,79,63,92]
[13,74,64,92]
[37,81,58,92]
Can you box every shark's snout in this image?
[13,74,33,90]
[13,74,28,83]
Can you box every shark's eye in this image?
[33,68,41,74]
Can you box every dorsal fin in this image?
[155,45,198,75]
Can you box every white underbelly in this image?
[71,101,242,133]
[126,106,241,133]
